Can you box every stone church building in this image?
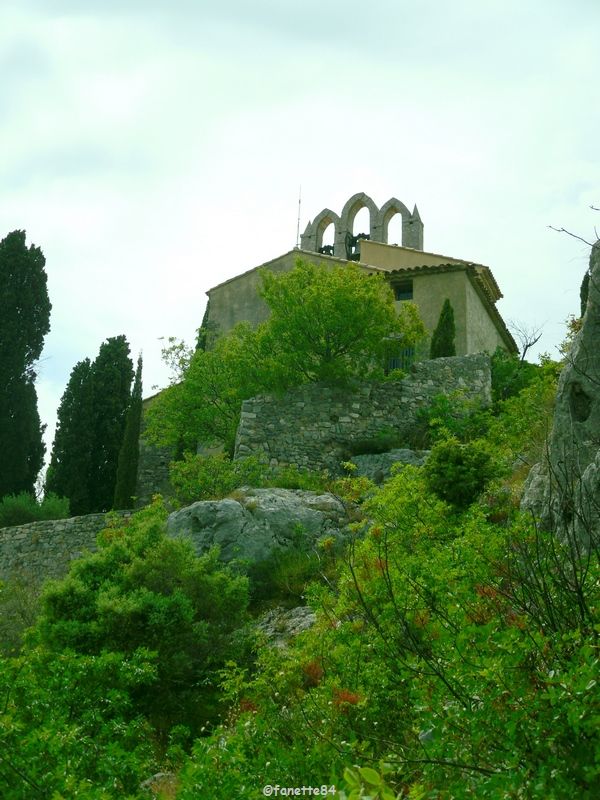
[203,191,517,358]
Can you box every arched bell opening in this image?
[318,220,335,256]
[386,210,403,246]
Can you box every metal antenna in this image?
[295,185,302,248]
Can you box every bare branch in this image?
[548,226,596,248]
[508,319,543,362]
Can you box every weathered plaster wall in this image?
[465,279,507,354]
[0,511,131,586]
[412,271,469,355]
[234,354,491,473]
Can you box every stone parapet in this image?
[234,354,491,473]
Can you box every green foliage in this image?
[170,452,266,505]
[259,260,423,385]
[147,260,426,455]
[177,461,599,799]
[170,452,329,509]
[338,764,400,800]
[45,357,95,514]
[114,354,143,509]
[412,390,490,447]
[146,322,270,455]
[0,646,156,798]
[424,436,502,507]
[89,335,135,512]
[490,347,543,402]
[0,577,41,656]
[0,230,51,497]
[47,336,134,514]
[32,499,250,738]
[486,360,559,466]
[0,491,70,528]
[429,297,456,359]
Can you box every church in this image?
[203,191,517,359]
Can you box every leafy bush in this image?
[32,498,250,739]
[0,577,41,655]
[413,390,490,447]
[170,452,330,506]
[170,452,265,505]
[490,347,544,402]
[0,646,156,799]
[424,436,501,508]
[0,491,70,528]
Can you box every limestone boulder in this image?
[166,487,351,567]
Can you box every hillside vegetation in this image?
[1,349,598,799]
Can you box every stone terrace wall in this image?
[234,354,491,473]
[0,511,131,586]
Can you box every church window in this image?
[394,280,413,301]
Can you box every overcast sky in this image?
[1,0,598,456]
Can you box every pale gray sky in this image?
[1,0,598,454]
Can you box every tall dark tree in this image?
[88,336,134,512]
[430,298,456,359]
[0,230,51,497]
[113,354,143,509]
[47,337,134,515]
[46,359,95,515]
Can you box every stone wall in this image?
[234,354,491,473]
[0,511,131,586]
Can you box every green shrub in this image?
[169,452,265,505]
[413,390,490,446]
[266,463,329,492]
[490,347,544,402]
[0,491,70,528]
[424,436,502,508]
[170,452,330,506]
[0,577,41,655]
[32,498,250,739]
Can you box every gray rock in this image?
[256,605,317,647]
[350,448,430,483]
[522,241,600,547]
[166,487,351,567]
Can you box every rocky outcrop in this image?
[256,605,317,647]
[522,242,600,546]
[350,448,430,483]
[166,487,352,567]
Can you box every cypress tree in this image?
[0,230,51,497]
[430,298,456,359]
[88,336,134,512]
[47,336,134,515]
[113,354,143,509]
[46,359,95,515]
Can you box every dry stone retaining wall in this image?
[0,511,131,586]
[234,354,491,473]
